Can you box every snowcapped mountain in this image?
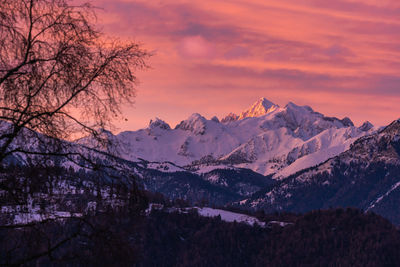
[238,97,279,120]
[81,97,374,179]
[5,98,400,225]
[2,97,379,208]
[244,119,400,224]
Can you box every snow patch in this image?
[367,181,400,211]
[195,207,266,227]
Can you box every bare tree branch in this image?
[0,0,149,165]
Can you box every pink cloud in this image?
[88,0,400,131]
[178,35,215,59]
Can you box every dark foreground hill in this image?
[1,204,400,266]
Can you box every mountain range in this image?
[78,97,400,224]
[81,97,374,179]
[3,97,400,225]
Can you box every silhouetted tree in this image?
[0,1,149,264]
[0,0,149,165]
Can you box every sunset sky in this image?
[94,0,400,131]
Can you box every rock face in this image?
[175,113,207,135]
[221,113,239,123]
[359,121,374,132]
[244,120,400,225]
[149,118,171,130]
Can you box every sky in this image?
[93,0,400,132]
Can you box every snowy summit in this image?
[238,97,279,120]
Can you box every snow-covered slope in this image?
[80,97,374,179]
[194,207,266,226]
[244,119,400,224]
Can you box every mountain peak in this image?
[381,119,400,136]
[221,113,239,123]
[149,118,171,130]
[285,102,314,112]
[211,116,220,123]
[238,97,279,120]
[358,121,373,132]
[175,113,207,135]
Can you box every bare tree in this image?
[0,2,150,264]
[0,0,149,165]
